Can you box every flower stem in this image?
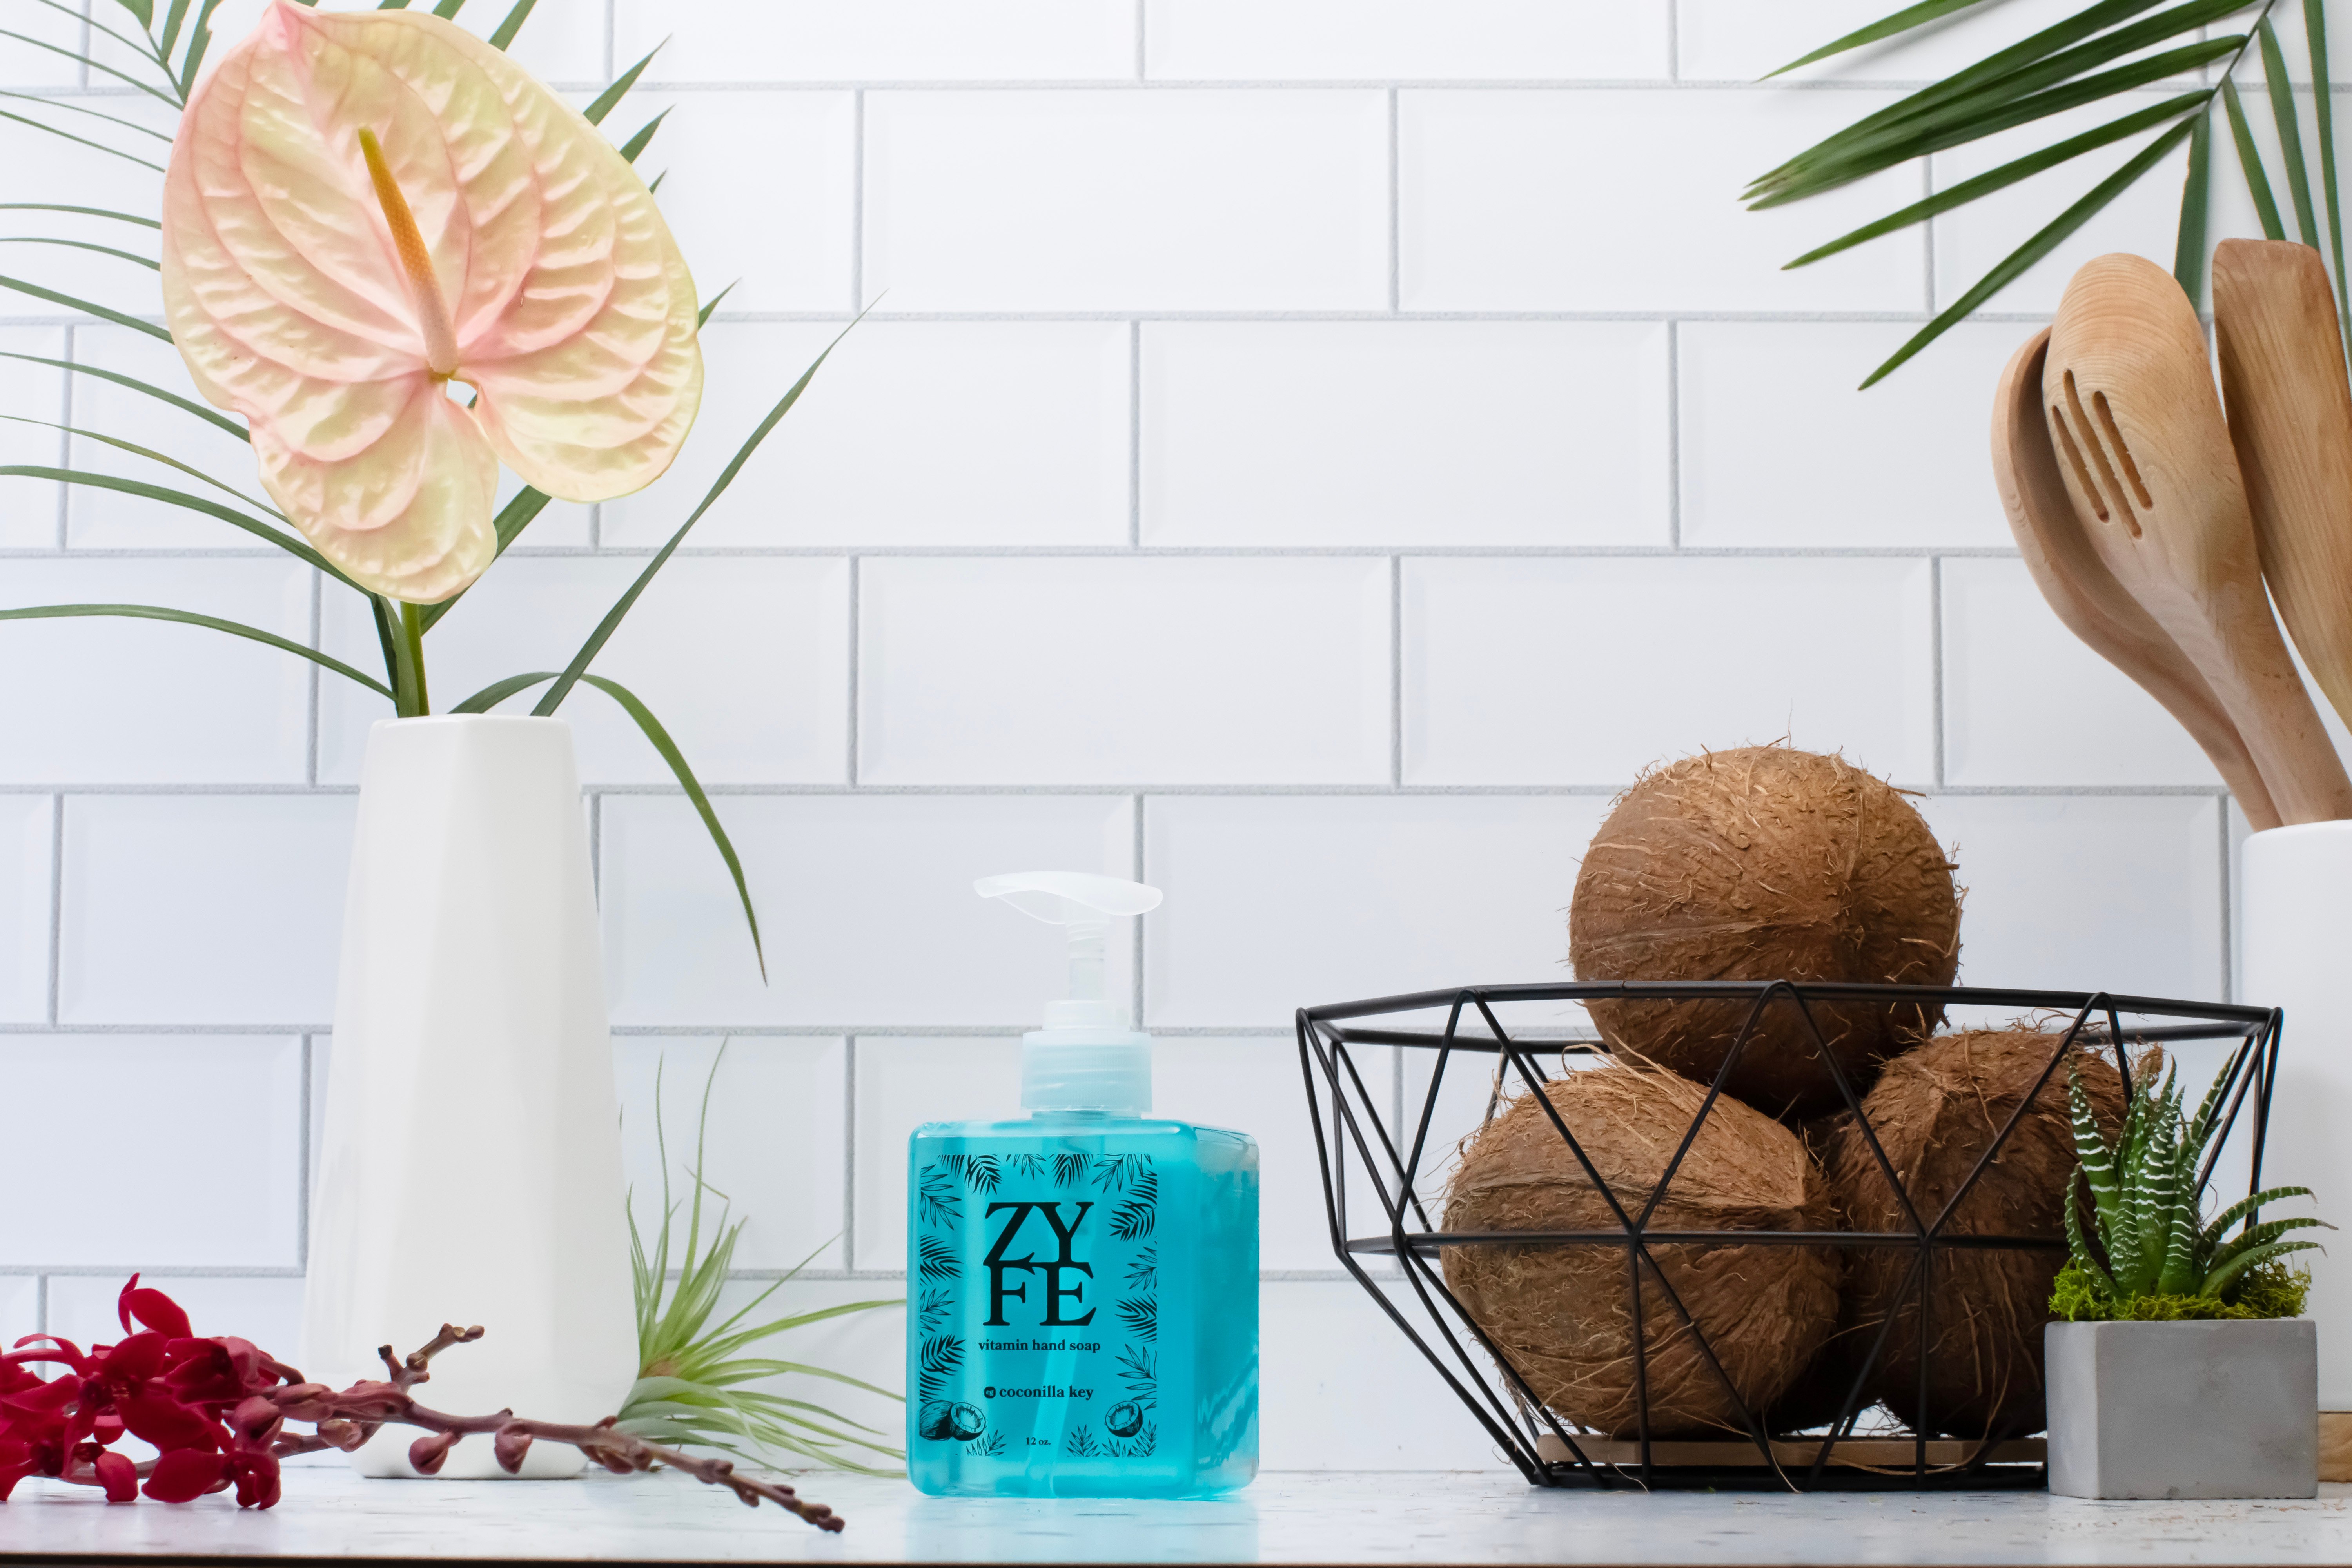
[389,597,431,717]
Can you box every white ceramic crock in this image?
[301,716,637,1479]
[2239,819,2352,1413]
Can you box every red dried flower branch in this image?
[0,1276,841,1532]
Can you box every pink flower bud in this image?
[407,1431,459,1475]
[316,1419,363,1451]
[232,1396,282,1444]
[492,1427,532,1474]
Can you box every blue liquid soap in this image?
[907,872,1258,1498]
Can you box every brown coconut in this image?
[1570,746,1962,1121]
[1441,1059,1840,1439]
[1822,1029,2126,1439]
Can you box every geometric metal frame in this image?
[1296,980,2282,1491]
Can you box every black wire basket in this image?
[1295,981,2282,1492]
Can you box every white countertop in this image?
[5,1467,2352,1564]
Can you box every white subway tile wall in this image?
[0,2,2274,1472]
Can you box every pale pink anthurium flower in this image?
[160,0,702,603]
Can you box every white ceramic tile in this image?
[601,794,1136,1027]
[1677,320,2022,550]
[602,321,1131,549]
[1402,557,1937,786]
[619,92,855,314]
[0,325,67,548]
[0,0,91,87]
[850,1035,1024,1272]
[109,0,610,87]
[489,463,593,551]
[0,1275,34,1340]
[0,99,169,323]
[1141,321,1669,548]
[859,557,1390,785]
[1153,1036,1389,1275]
[0,557,312,783]
[46,1274,306,1363]
[614,1036,849,1273]
[1932,101,2195,317]
[1942,557,2230,789]
[1143,795,1607,1028]
[0,1036,303,1267]
[1400,88,1922,312]
[864,90,1388,311]
[0,794,51,1023]
[616,0,1132,81]
[1260,1279,1508,1468]
[1917,794,2225,1000]
[58,797,354,1024]
[1144,0,1666,81]
[318,555,850,786]
[1678,0,2096,83]
[64,325,259,549]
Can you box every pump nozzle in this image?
[976,871,1162,1114]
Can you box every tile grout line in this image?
[842,1034,858,1271]
[1387,87,1401,314]
[45,793,62,1026]
[1665,319,1681,549]
[298,1033,313,1270]
[35,1274,46,1336]
[1930,555,1946,788]
[850,90,865,312]
[1389,555,1403,786]
[846,557,862,782]
[1128,319,1142,548]
[1132,795,1146,1029]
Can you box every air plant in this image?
[2054,1054,2331,1319]
[618,1053,904,1475]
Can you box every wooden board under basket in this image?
[1534,1433,2047,1469]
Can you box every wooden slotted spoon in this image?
[1993,328,2283,831]
[2042,253,2352,825]
[2213,238,2352,734]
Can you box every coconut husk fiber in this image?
[1570,746,1962,1122]
[1819,1029,2127,1439]
[1441,1058,1840,1439]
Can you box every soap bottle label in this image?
[913,1151,1162,1463]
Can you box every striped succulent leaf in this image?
[2064,1168,2118,1298]
[2201,1185,2318,1250]
[2068,1060,2122,1230]
[2203,1238,2326,1298]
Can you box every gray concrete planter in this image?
[2046,1319,2317,1498]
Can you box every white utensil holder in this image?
[2240,820,2352,1414]
[302,717,637,1479]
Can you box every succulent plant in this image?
[2058,1055,2330,1317]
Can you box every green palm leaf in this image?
[0,603,393,697]
[0,274,173,343]
[0,350,245,441]
[0,464,358,582]
[486,0,538,50]
[1766,0,1999,78]
[2257,16,2319,246]
[585,41,663,125]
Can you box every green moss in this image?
[2048,1262,2310,1322]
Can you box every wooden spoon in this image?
[2213,238,2352,734]
[1993,328,2283,831]
[2043,252,2352,824]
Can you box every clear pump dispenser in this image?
[905,872,1259,1498]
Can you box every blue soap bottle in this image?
[907,871,1258,1498]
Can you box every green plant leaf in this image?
[0,465,361,584]
[530,318,859,719]
[486,0,537,50]
[0,26,179,104]
[1783,91,2206,267]
[114,0,154,29]
[0,350,247,441]
[0,414,277,515]
[0,603,393,697]
[24,0,170,80]
[2258,16,2320,246]
[0,89,175,144]
[2222,74,2288,241]
[432,0,465,16]
[2202,1184,2317,1247]
[619,107,670,164]
[2174,102,2213,309]
[179,0,229,99]
[0,108,167,171]
[2309,0,2351,356]
[1765,0,1996,78]
[585,41,663,126]
[0,236,159,270]
[696,280,739,327]
[1860,114,2198,386]
[0,274,173,343]
[450,670,764,977]
[157,0,194,63]
[2203,1238,2325,1298]
[0,202,160,229]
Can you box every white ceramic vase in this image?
[302,716,637,1479]
[2239,820,2352,1412]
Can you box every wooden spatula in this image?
[2044,253,2352,824]
[1994,328,2283,830]
[2214,238,2352,735]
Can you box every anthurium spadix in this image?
[161,0,702,603]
